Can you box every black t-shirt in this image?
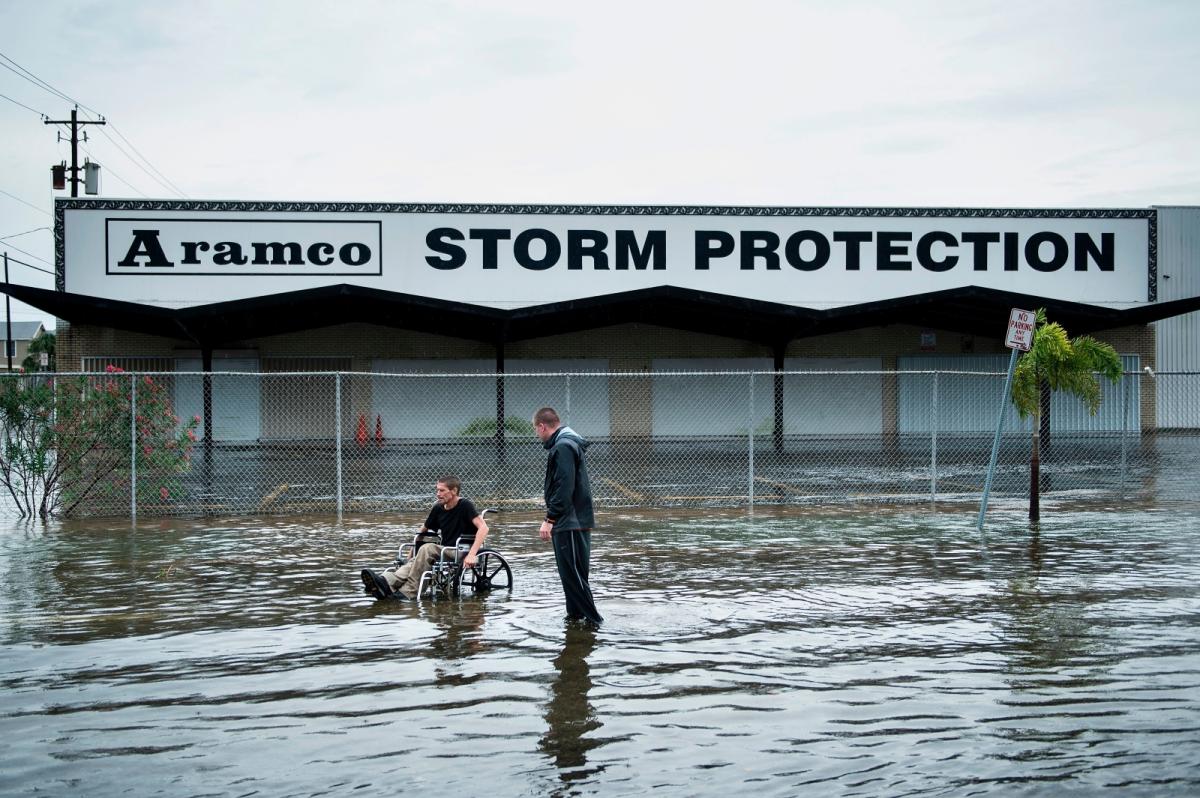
[423,498,480,546]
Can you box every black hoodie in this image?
[542,425,595,532]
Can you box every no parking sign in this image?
[1005,308,1036,351]
[979,307,1036,530]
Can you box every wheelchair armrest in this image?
[436,544,462,564]
[398,532,439,563]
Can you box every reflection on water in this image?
[540,624,602,785]
[1,507,1199,796]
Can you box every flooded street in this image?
[2,507,1199,796]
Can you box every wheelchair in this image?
[396,508,513,601]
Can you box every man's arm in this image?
[463,514,489,567]
[540,444,576,540]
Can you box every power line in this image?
[0,188,51,216]
[86,125,185,198]
[0,90,46,116]
[0,227,50,242]
[0,251,54,276]
[0,240,52,269]
[0,59,75,110]
[107,122,188,198]
[80,143,149,198]
[1,49,187,198]
[0,58,64,101]
[0,49,94,113]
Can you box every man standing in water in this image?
[534,406,602,626]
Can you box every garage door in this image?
[174,357,262,441]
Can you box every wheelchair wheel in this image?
[459,549,513,593]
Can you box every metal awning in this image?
[5,282,1200,348]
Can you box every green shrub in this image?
[455,415,535,437]
[0,367,199,518]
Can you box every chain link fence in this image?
[2,369,1197,518]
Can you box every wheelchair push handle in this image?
[397,528,438,564]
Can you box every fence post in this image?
[748,372,755,508]
[335,372,343,521]
[1120,370,1130,500]
[201,351,213,504]
[931,371,939,504]
[130,374,137,522]
[565,374,571,424]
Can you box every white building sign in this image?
[60,202,1156,311]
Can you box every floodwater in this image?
[1,507,1198,796]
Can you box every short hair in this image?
[533,407,560,426]
[437,475,461,493]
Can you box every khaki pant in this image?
[383,542,456,597]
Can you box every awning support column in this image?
[773,341,787,453]
[202,347,213,509]
[495,336,506,467]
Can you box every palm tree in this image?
[1011,309,1122,522]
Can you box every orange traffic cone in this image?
[355,414,367,447]
[374,414,383,445]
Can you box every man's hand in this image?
[463,551,477,568]
[539,520,553,541]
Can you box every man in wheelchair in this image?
[361,475,489,601]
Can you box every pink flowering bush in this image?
[0,369,199,518]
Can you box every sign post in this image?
[977,308,1035,531]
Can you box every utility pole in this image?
[3,252,12,372]
[44,106,105,197]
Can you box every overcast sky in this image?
[2,0,1199,329]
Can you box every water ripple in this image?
[1,508,1199,796]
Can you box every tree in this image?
[0,367,198,518]
[1010,309,1122,522]
[21,331,55,373]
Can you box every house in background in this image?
[1,320,46,371]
